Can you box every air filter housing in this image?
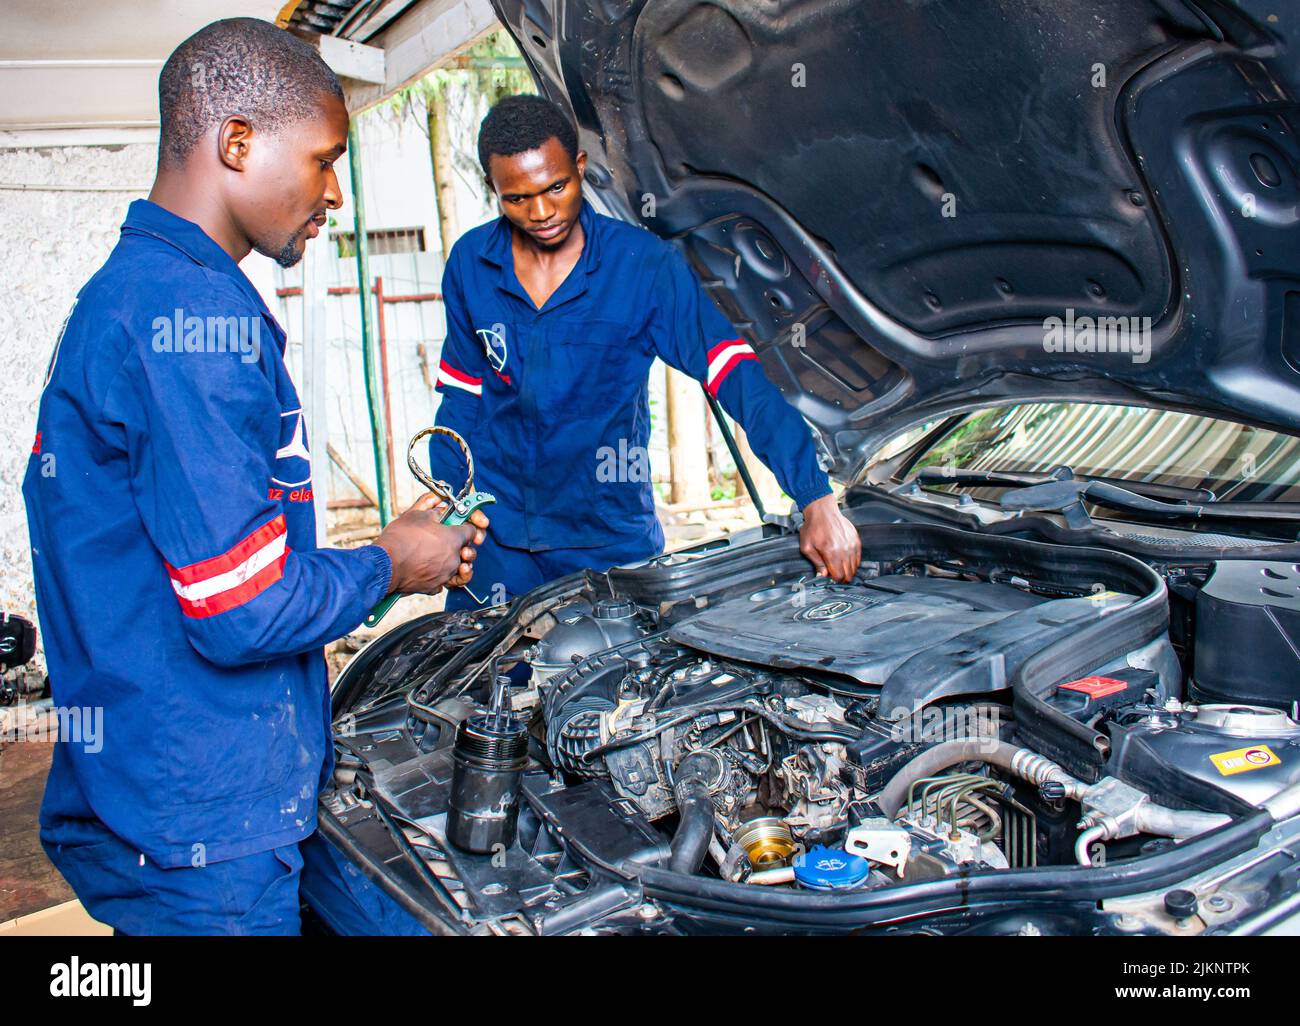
[1193,560,1300,709]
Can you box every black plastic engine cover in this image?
[669,575,1135,717]
[523,775,670,871]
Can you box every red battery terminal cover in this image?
[1057,675,1129,699]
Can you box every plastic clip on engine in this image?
[364,426,496,628]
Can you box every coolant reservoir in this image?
[529,598,644,685]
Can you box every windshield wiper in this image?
[915,465,1216,504]
[993,477,1300,530]
[908,465,1299,533]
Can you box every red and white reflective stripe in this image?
[705,339,758,397]
[436,360,482,396]
[165,515,289,619]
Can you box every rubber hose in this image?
[670,752,719,875]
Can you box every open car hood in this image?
[492,0,1300,481]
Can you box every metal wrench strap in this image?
[406,426,474,506]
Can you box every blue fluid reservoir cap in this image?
[793,845,871,891]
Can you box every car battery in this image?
[1043,668,1156,722]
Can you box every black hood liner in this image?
[494,0,1300,479]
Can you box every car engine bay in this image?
[322,519,1300,935]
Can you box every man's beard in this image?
[258,223,310,269]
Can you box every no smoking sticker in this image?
[1210,745,1280,776]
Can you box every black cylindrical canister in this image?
[446,712,530,853]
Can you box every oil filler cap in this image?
[793,845,870,891]
[593,598,636,619]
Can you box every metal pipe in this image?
[1263,779,1300,822]
[1076,805,1231,865]
[275,286,444,302]
[748,866,796,885]
[347,119,394,525]
[1075,825,1107,866]
[373,275,399,499]
[878,739,1086,820]
[1135,805,1232,839]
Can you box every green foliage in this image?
[381,30,536,119]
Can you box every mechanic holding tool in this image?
[427,95,862,609]
[22,19,487,935]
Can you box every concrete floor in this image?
[0,739,77,922]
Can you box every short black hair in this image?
[477,95,578,178]
[157,18,344,169]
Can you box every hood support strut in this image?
[702,385,768,525]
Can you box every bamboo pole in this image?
[426,85,459,264]
[666,365,710,506]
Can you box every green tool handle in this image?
[363,491,495,629]
[364,592,402,629]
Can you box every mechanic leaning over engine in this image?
[21,18,487,935]
[426,95,863,608]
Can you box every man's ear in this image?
[217,115,255,172]
[576,150,587,177]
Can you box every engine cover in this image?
[668,576,1135,717]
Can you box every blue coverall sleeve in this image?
[645,248,832,510]
[428,249,481,490]
[103,287,392,668]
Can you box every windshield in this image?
[908,403,1300,503]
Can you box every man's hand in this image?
[798,494,861,583]
[446,503,489,590]
[374,492,490,596]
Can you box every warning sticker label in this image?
[1210,745,1280,776]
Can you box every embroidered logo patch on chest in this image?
[476,325,508,373]
[272,408,312,489]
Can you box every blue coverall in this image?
[428,199,832,611]
[23,200,394,934]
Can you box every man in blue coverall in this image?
[428,95,862,609]
[21,19,487,935]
